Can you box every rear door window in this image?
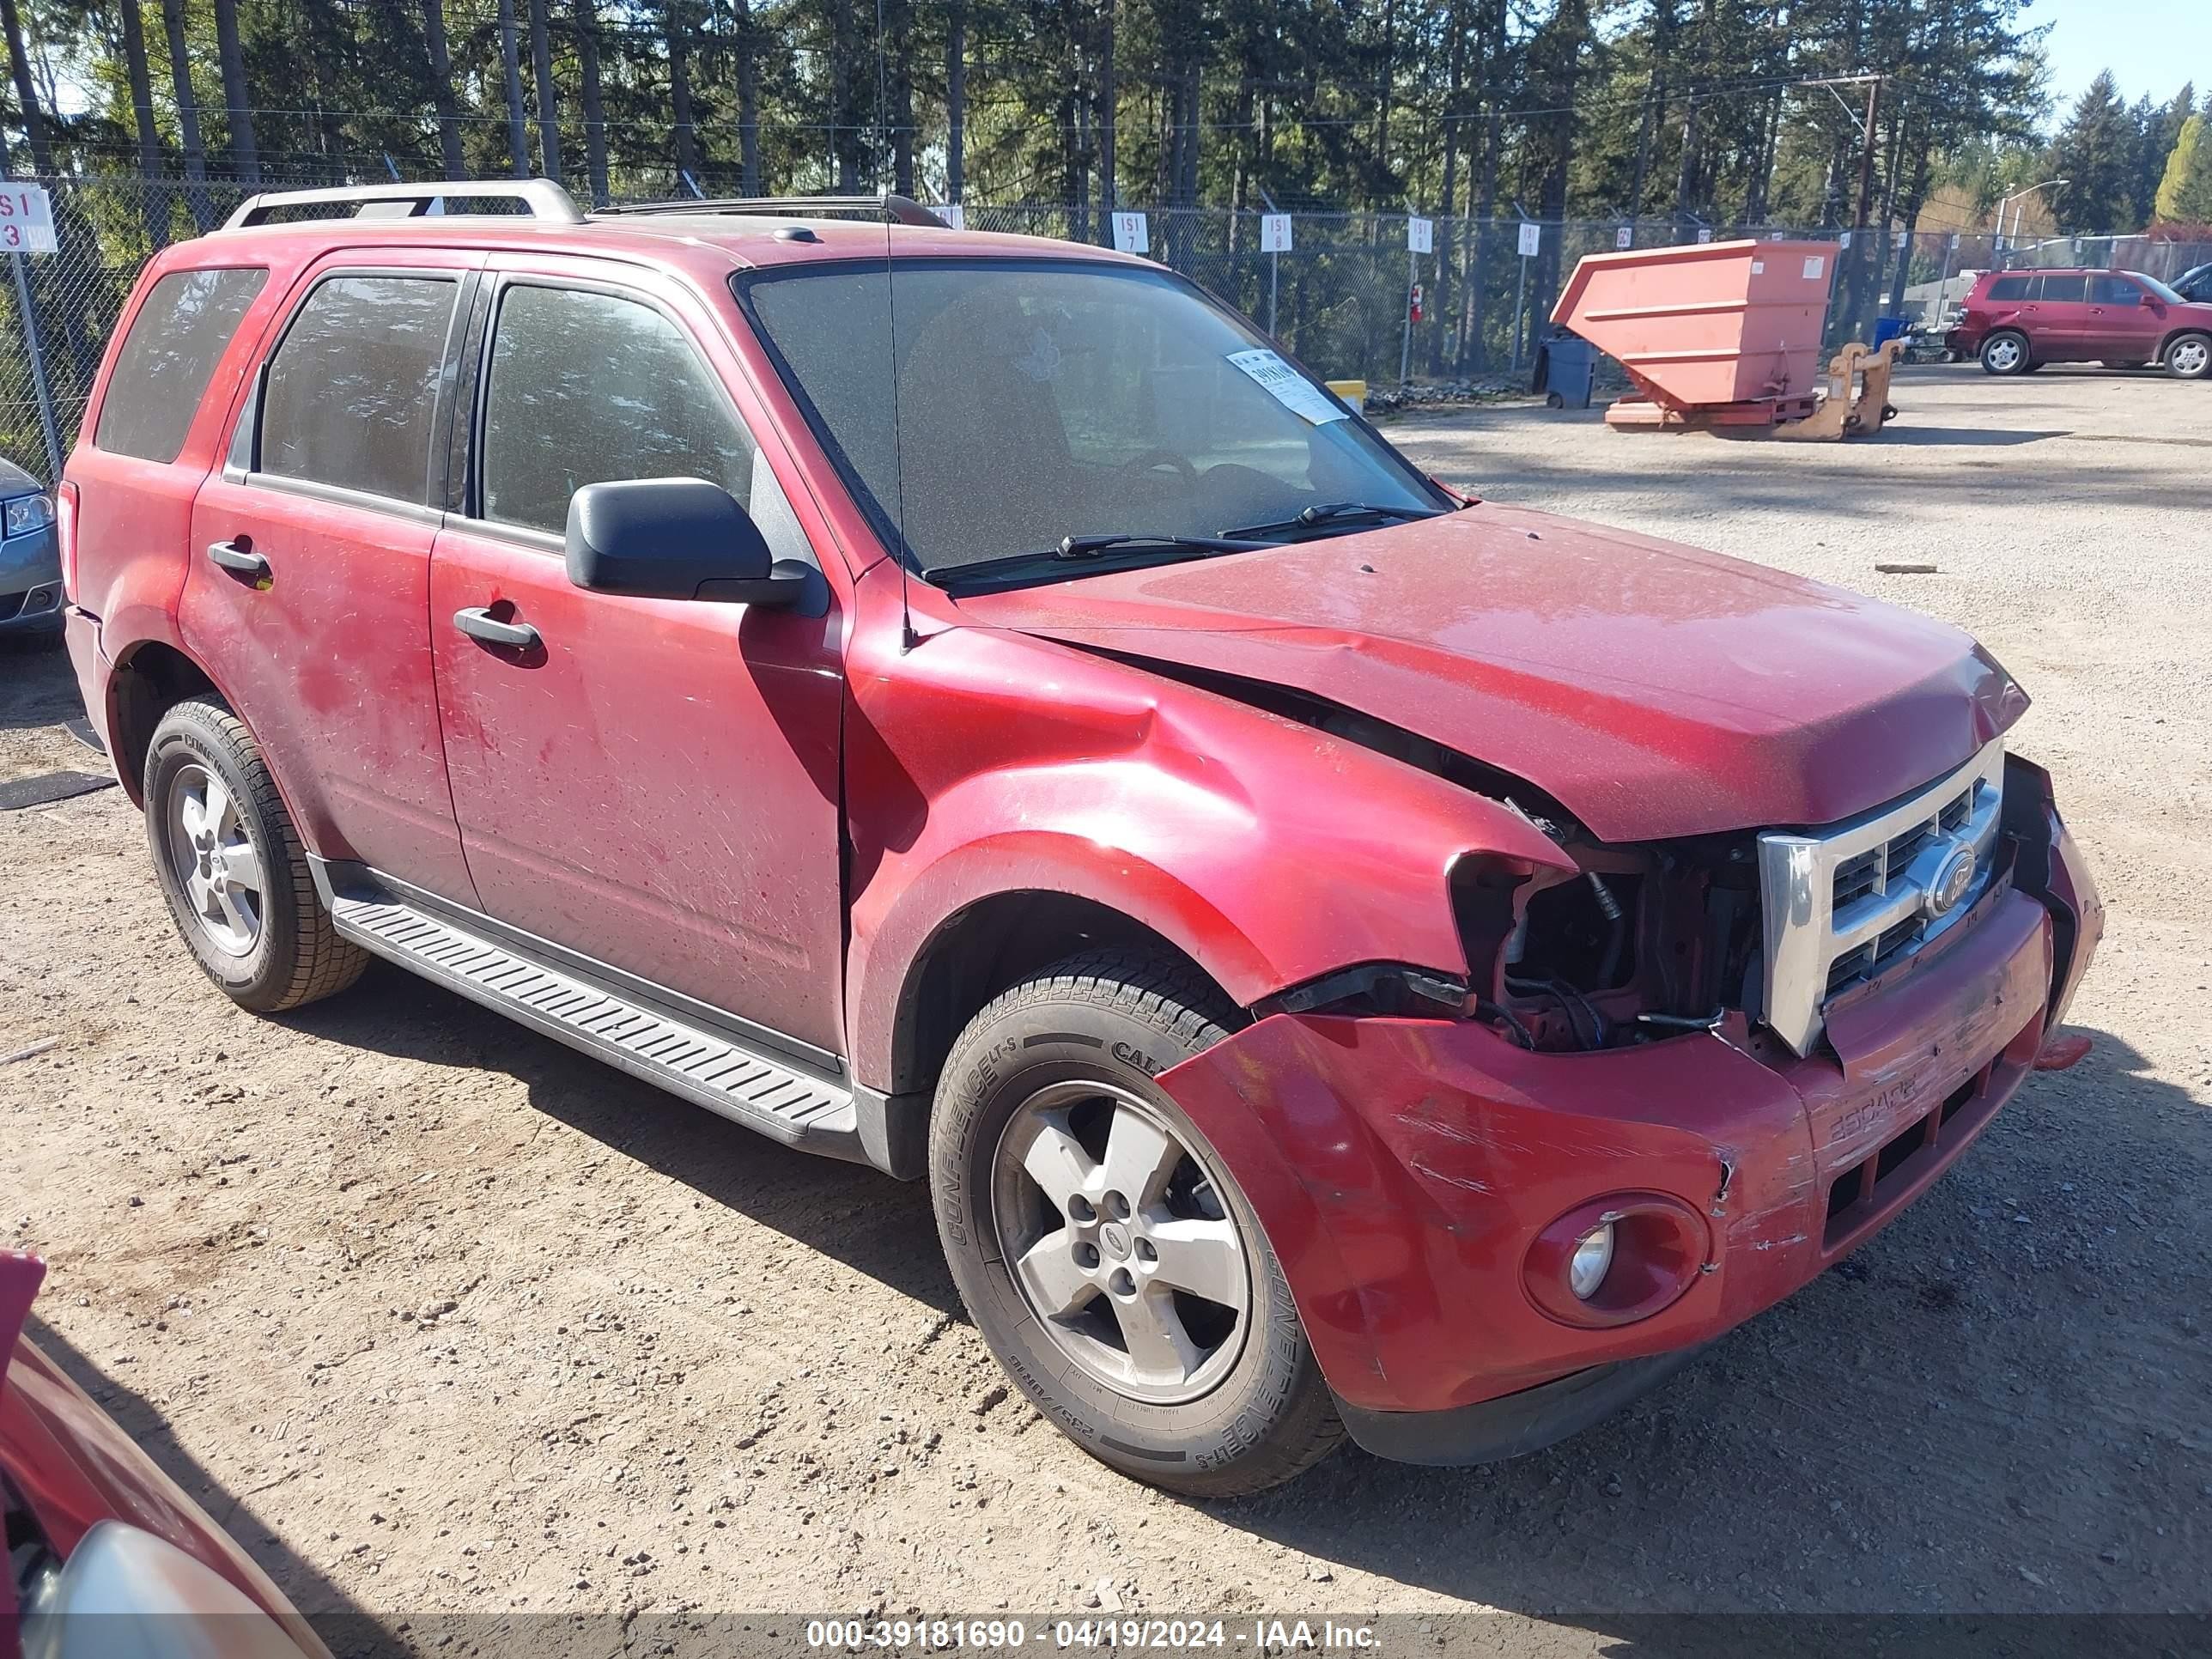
[94,267,267,464]
[475,283,754,538]
[2037,273,2087,303]
[258,274,459,504]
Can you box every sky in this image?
[2036,0,2211,115]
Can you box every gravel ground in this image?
[3,364,2207,1654]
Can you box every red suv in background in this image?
[1948,266,2212,378]
[58,183,2102,1496]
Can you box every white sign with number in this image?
[1838,229,1852,249]
[1615,226,1633,250]
[1407,215,1433,254]
[1111,211,1149,255]
[0,183,56,254]
[1949,233,1961,250]
[1696,228,1714,244]
[1516,222,1541,258]
[1894,228,1909,250]
[939,203,965,230]
[1259,214,1292,253]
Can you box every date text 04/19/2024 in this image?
[804,1620,1382,1651]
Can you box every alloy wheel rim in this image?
[990,1079,1251,1405]
[1989,338,2021,371]
[2176,341,2209,376]
[164,763,265,958]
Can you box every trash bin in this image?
[1553,238,1837,412]
[1533,329,1597,410]
[1872,315,1911,350]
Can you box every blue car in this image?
[0,455,60,635]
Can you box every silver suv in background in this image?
[0,457,60,636]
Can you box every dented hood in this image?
[953,502,2027,842]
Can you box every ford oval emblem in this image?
[1926,841,1977,916]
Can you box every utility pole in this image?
[1854,75,1882,230]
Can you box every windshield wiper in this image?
[921,532,1265,592]
[1056,532,1267,560]
[1219,501,1443,539]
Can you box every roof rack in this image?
[591,192,947,229]
[222,179,586,231]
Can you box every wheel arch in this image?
[106,637,223,806]
[868,878,1252,1103]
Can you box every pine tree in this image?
[2049,72,2141,234]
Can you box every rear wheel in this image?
[144,696,368,1012]
[929,950,1342,1495]
[1979,331,2030,375]
[2166,334,2212,380]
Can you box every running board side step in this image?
[325,890,866,1164]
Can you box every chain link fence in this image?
[5,173,2210,483]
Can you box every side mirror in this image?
[2141,291,2161,307]
[564,477,811,608]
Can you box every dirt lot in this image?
[3,365,2207,1653]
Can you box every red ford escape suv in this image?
[60,182,2102,1495]
[1948,265,2212,378]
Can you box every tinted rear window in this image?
[2038,273,2087,303]
[1984,276,2032,302]
[259,275,458,503]
[94,267,267,463]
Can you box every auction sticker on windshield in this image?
[1226,349,1348,425]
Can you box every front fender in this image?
[842,586,1571,1091]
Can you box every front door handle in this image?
[453,605,541,650]
[206,539,270,581]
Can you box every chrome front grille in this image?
[1758,739,2006,1056]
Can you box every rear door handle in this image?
[453,606,541,650]
[206,539,270,581]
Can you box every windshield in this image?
[2132,271,2187,305]
[737,259,1445,586]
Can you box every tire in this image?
[1978,331,2029,375]
[929,949,1343,1496]
[143,695,368,1013]
[2165,334,2212,380]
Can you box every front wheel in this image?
[1979,332,2029,375]
[2166,334,2212,380]
[929,951,1343,1495]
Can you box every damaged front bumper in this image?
[1154,792,2101,1465]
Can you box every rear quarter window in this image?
[94,267,268,464]
[1984,276,2032,303]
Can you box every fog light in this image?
[1568,1222,1614,1299]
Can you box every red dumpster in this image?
[1553,239,1846,428]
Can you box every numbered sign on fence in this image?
[1111,211,1149,254]
[1516,222,1541,258]
[0,184,57,254]
[1894,228,1909,250]
[1838,229,1852,249]
[1615,226,1633,250]
[1696,228,1714,244]
[1259,213,1292,253]
[1407,215,1433,254]
[939,203,966,231]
